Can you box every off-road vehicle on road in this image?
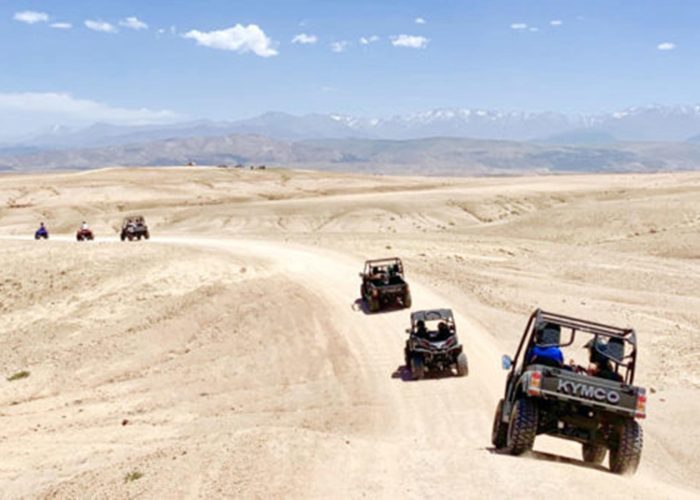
[404,309,468,380]
[35,223,48,240]
[491,309,646,475]
[76,228,94,241]
[359,258,411,313]
[120,216,149,241]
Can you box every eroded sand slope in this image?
[0,167,698,498]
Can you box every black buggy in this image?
[359,258,411,313]
[404,309,468,380]
[120,215,150,241]
[491,309,646,475]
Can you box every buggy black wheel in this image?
[403,291,412,308]
[506,397,538,455]
[410,355,424,380]
[144,231,150,240]
[492,399,508,449]
[368,296,380,313]
[456,352,468,377]
[609,420,642,475]
[582,444,607,465]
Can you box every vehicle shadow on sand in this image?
[483,446,608,473]
[352,298,408,316]
[391,365,460,382]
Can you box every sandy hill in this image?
[0,167,698,498]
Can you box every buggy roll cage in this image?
[508,309,638,385]
[363,257,404,275]
[410,309,455,327]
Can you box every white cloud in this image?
[510,23,528,30]
[657,42,676,51]
[359,35,380,45]
[391,34,429,49]
[119,16,148,30]
[85,20,118,33]
[292,33,317,44]
[50,22,73,30]
[550,19,563,26]
[415,17,426,25]
[529,27,539,32]
[183,24,278,57]
[14,11,49,24]
[331,41,349,53]
[0,92,179,126]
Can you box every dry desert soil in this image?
[0,167,699,498]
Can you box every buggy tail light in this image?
[635,390,647,419]
[528,371,542,396]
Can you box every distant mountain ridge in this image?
[5,104,700,154]
[3,133,700,176]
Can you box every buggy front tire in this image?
[410,355,425,380]
[456,352,469,377]
[506,397,538,455]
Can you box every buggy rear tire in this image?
[609,420,642,475]
[456,352,468,377]
[410,355,425,380]
[144,231,150,240]
[582,444,607,465]
[368,296,380,313]
[403,291,412,308]
[492,399,508,449]
[506,397,538,456]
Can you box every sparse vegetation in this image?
[7,370,30,382]
[124,471,144,483]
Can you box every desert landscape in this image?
[0,166,699,498]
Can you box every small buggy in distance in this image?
[120,215,150,241]
[359,257,411,313]
[404,309,468,380]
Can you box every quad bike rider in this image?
[359,258,411,312]
[76,221,94,241]
[34,222,49,240]
[120,215,150,241]
[404,309,468,379]
[491,309,646,475]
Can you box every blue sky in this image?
[0,0,698,137]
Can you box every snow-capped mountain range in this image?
[5,104,700,154]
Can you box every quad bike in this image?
[34,226,49,240]
[76,228,94,241]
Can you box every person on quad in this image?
[526,322,564,367]
[35,222,48,239]
[82,221,89,231]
